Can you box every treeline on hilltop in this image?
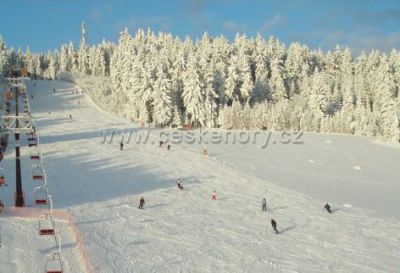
[0,30,399,142]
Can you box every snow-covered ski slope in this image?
[1,80,399,273]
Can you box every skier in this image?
[138,196,145,209]
[261,198,267,211]
[271,219,279,234]
[324,203,332,213]
[53,88,56,93]
[31,94,33,99]
[212,190,217,200]
[0,200,4,213]
[120,141,124,151]
[167,144,171,150]
[159,140,163,148]
[176,178,183,190]
[0,175,5,186]
[69,114,72,120]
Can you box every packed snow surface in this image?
[0,80,399,273]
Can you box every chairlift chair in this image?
[39,213,55,235]
[30,147,41,160]
[28,136,38,147]
[34,186,48,205]
[0,170,5,186]
[45,252,63,273]
[4,90,13,100]
[32,164,45,180]
[28,132,36,141]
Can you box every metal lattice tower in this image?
[80,21,86,49]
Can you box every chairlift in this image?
[28,136,38,147]
[0,199,4,212]
[45,247,63,273]
[34,186,48,205]
[0,135,8,150]
[30,147,41,160]
[4,89,13,100]
[45,253,63,273]
[39,213,55,235]
[0,169,6,186]
[32,164,45,180]
[28,132,36,141]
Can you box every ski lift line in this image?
[6,79,88,273]
[25,104,64,272]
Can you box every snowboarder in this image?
[159,140,163,148]
[324,203,332,213]
[212,190,217,200]
[271,219,279,234]
[261,198,267,211]
[167,144,171,150]
[120,141,124,151]
[138,196,145,209]
[176,178,183,190]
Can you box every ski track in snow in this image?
[0,80,399,272]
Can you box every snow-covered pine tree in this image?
[182,56,206,126]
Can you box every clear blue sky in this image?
[0,0,399,54]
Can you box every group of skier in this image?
[266,201,334,234]
[136,177,334,235]
[119,140,172,152]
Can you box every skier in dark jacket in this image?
[120,141,124,151]
[261,198,267,211]
[324,203,332,213]
[159,141,163,148]
[138,196,145,209]
[167,144,171,150]
[176,178,183,190]
[271,219,279,234]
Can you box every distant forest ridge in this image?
[0,29,399,142]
